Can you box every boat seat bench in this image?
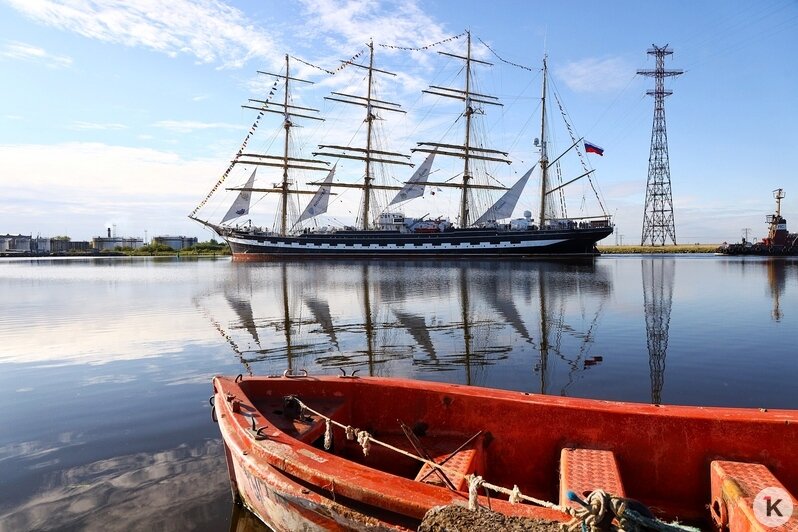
[252,397,349,444]
[710,460,798,531]
[414,433,486,491]
[559,448,626,509]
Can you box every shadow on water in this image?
[195,258,613,393]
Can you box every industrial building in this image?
[152,235,198,251]
[91,228,143,251]
[0,234,31,253]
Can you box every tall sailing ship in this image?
[190,33,613,259]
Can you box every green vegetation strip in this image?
[598,245,719,254]
[106,239,231,256]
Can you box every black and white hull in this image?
[222,226,612,260]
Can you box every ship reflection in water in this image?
[1,256,796,531]
[196,259,613,395]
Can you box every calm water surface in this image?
[0,255,796,531]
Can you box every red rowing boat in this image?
[212,374,798,531]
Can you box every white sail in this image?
[221,169,257,223]
[474,166,534,225]
[388,151,435,206]
[297,165,336,223]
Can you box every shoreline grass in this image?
[598,244,719,254]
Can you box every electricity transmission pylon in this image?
[639,45,683,246]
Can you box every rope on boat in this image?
[467,475,483,510]
[467,474,564,512]
[292,397,453,470]
[356,430,372,457]
[561,490,699,532]
[324,418,332,450]
[291,397,697,532]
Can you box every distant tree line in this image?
[108,239,230,255]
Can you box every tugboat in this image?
[718,188,798,255]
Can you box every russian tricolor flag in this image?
[584,141,604,156]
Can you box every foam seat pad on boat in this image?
[559,448,626,509]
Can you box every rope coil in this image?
[563,490,699,532]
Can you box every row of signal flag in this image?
[189,78,279,217]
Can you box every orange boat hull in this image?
[212,375,798,530]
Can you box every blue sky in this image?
[0,0,795,243]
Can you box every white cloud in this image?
[297,0,448,51]
[292,0,453,93]
[0,40,73,68]
[0,141,215,196]
[556,57,631,94]
[4,0,281,68]
[69,121,128,130]
[152,120,242,133]
[0,142,220,237]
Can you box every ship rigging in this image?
[190,31,613,258]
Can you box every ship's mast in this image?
[363,42,376,230]
[281,55,291,235]
[414,30,511,228]
[461,32,474,226]
[538,57,549,228]
[230,55,329,236]
[767,187,786,241]
[314,40,412,230]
